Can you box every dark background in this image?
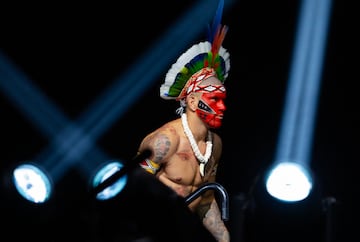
[0,0,358,241]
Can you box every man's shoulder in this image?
[159,118,182,132]
[146,119,181,141]
[210,131,222,142]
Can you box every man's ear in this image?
[187,93,198,112]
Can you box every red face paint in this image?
[195,85,227,129]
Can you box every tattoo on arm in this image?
[196,200,212,219]
[201,200,230,242]
[153,134,171,163]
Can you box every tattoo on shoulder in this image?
[153,134,171,162]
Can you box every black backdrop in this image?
[1,0,358,241]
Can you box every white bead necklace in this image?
[181,113,213,176]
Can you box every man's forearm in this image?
[202,200,230,242]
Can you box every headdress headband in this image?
[160,0,230,101]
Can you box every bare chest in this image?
[165,150,201,183]
[163,144,216,186]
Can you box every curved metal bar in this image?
[185,182,229,221]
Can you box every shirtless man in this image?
[138,75,229,242]
[136,1,230,240]
[136,4,233,238]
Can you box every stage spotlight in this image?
[268,0,332,203]
[91,160,128,200]
[265,162,313,202]
[12,163,52,204]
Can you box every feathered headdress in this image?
[160,0,230,104]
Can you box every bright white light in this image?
[92,161,127,200]
[12,163,52,203]
[265,162,312,202]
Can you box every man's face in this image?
[195,77,227,129]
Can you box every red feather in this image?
[211,24,228,64]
